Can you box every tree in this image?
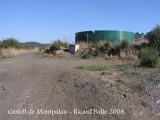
[146,25,160,47]
[1,38,19,48]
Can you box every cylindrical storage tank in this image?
[75,31,94,43]
[94,30,122,44]
[76,30,135,44]
[94,30,135,44]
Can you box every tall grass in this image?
[76,41,89,49]
[0,48,38,58]
[133,39,149,45]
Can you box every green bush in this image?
[49,40,68,52]
[120,40,129,49]
[81,49,94,59]
[94,48,101,57]
[50,43,61,51]
[52,40,68,48]
[146,25,160,48]
[139,47,159,67]
[81,48,102,59]
[0,38,20,48]
[81,52,92,59]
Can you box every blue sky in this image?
[0,0,160,43]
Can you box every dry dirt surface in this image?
[0,52,160,120]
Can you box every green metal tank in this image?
[75,31,94,43]
[76,30,135,44]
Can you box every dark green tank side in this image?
[75,31,94,43]
[76,30,135,44]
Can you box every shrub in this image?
[81,52,92,59]
[109,45,120,56]
[53,39,68,48]
[1,38,20,48]
[146,25,160,48]
[81,47,103,59]
[50,43,61,51]
[44,48,50,54]
[99,41,112,54]
[104,41,111,48]
[94,48,101,57]
[49,40,68,52]
[120,40,129,49]
[139,47,159,67]
[81,49,94,59]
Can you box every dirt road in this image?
[0,52,159,120]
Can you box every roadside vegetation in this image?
[0,38,38,58]
[41,25,160,68]
[139,47,159,67]
[44,40,68,54]
[79,25,160,68]
[81,39,137,60]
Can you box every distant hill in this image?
[19,42,49,48]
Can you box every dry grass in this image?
[119,51,126,59]
[96,41,106,47]
[0,48,38,58]
[119,51,138,60]
[76,41,89,49]
[127,53,138,60]
[133,39,149,45]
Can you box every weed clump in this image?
[94,48,101,57]
[76,65,108,71]
[120,40,129,49]
[81,48,102,59]
[116,79,125,85]
[81,49,94,59]
[104,41,112,48]
[81,52,93,59]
